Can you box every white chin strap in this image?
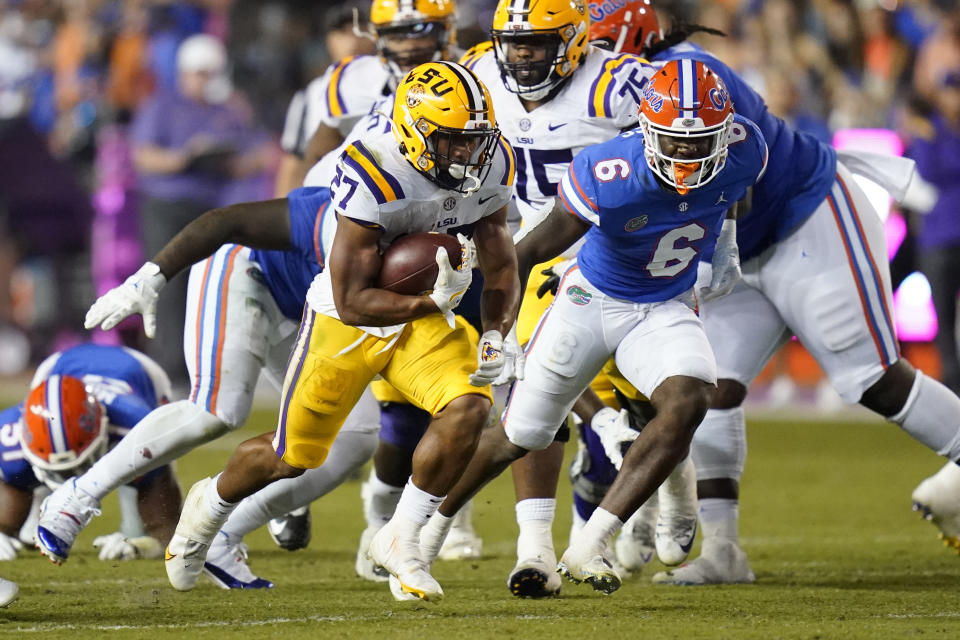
[515,82,552,101]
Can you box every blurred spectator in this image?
[105,0,154,115]
[913,7,960,101]
[273,1,374,197]
[903,69,960,394]
[130,32,271,391]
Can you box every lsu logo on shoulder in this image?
[566,285,593,306]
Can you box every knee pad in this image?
[378,401,431,451]
[691,407,746,481]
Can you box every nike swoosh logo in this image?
[164,548,176,561]
[478,195,496,205]
[547,123,567,131]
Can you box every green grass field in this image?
[1,408,958,639]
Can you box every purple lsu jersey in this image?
[654,44,837,261]
[249,186,333,320]
[559,114,767,303]
[0,344,167,491]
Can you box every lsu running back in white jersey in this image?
[305,124,516,335]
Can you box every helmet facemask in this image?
[640,114,733,195]
[492,29,576,100]
[405,112,499,194]
[377,20,450,83]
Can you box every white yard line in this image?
[11,613,561,633]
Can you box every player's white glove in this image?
[85,262,167,338]
[92,532,163,561]
[0,533,23,561]
[700,219,740,302]
[428,234,474,329]
[492,325,526,386]
[591,407,639,470]
[469,330,506,386]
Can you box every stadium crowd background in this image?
[0,0,958,402]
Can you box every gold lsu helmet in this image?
[491,0,591,101]
[393,61,500,194]
[369,0,458,82]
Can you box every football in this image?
[376,232,464,295]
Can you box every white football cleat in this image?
[35,478,102,565]
[557,545,621,595]
[165,478,222,591]
[615,496,658,572]
[0,578,17,608]
[655,457,698,566]
[911,462,960,553]
[437,501,483,561]
[388,574,422,601]
[507,553,562,598]
[367,522,443,602]
[652,538,755,585]
[203,533,274,589]
[355,525,389,582]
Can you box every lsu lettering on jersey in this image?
[653,43,837,261]
[559,114,768,303]
[465,45,654,224]
[1,345,172,491]
[305,125,516,336]
[281,56,393,156]
[248,187,337,320]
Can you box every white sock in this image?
[76,400,228,500]
[364,469,404,527]
[117,484,146,538]
[393,480,444,529]
[698,497,739,543]
[221,430,376,539]
[577,507,623,553]
[516,498,555,560]
[421,512,453,565]
[889,372,960,459]
[204,474,237,525]
[691,407,747,482]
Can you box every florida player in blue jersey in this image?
[584,6,960,585]
[406,59,768,596]
[37,187,381,588]
[2,344,180,564]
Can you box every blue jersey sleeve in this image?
[558,151,601,226]
[730,116,769,184]
[286,186,331,269]
[0,405,38,490]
